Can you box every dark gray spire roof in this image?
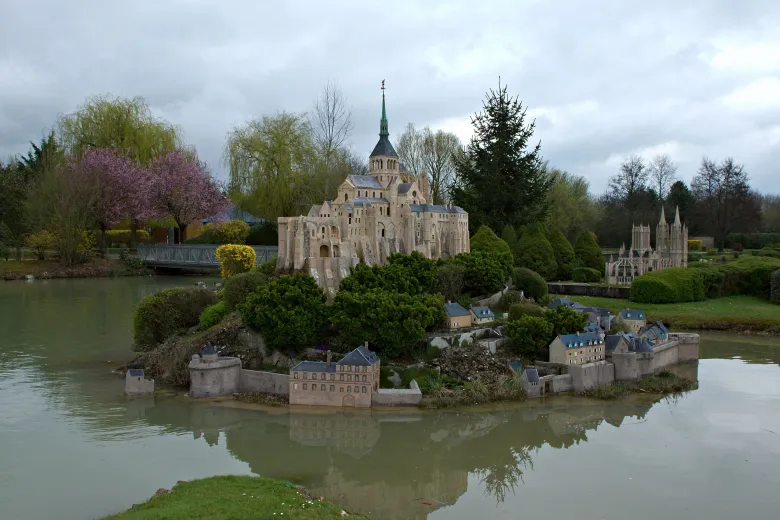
[370,84,398,158]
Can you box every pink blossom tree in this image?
[77,148,154,255]
[149,150,230,243]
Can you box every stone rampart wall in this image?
[547,282,630,299]
[372,380,422,406]
[189,357,242,398]
[240,370,289,395]
[551,374,572,393]
[569,361,615,392]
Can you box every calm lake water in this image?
[1,277,779,520]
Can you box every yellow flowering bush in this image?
[216,244,256,278]
[25,230,56,260]
[688,239,702,251]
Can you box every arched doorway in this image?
[333,245,340,258]
[342,394,356,407]
[319,245,329,257]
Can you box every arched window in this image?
[372,191,376,197]
[344,193,348,201]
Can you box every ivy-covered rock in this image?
[512,267,548,302]
[239,273,329,353]
[470,225,514,278]
[516,224,557,280]
[574,230,603,272]
[331,289,445,358]
[549,227,575,280]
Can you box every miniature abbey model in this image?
[605,206,688,285]
[277,82,470,293]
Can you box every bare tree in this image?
[647,153,678,201]
[310,80,353,167]
[607,155,650,226]
[421,128,461,204]
[395,122,425,177]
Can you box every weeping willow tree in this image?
[225,112,351,221]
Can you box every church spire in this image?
[659,205,666,224]
[380,79,388,137]
[674,205,681,226]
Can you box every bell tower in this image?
[368,80,400,184]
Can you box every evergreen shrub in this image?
[512,267,548,302]
[246,221,278,246]
[508,302,546,321]
[771,270,780,305]
[630,268,706,304]
[689,256,780,299]
[216,244,256,278]
[574,231,603,272]
[516,224,557,280]
[133,287,218,350]
[549,228,575,280]
[470,225,514,278]
[572,267,601,283]
[200,301,229,329]
[223,271,268,310]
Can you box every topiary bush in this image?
[216,244,256,278]
[512,267,548,302]
[223,271,268,310]
[516,224,557,280]
[200,301,229,329]
[574,230,603,272]
[548,227,575,280]
[630,268,706,304]
[572,267,601,283]
[771,269,780,304]
[133,287,218,350]
[508,302,546,321]
[470,225,514,278]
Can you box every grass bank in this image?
[0,258,147,281]
[579,372,697,399]
[102,476,371,520]
[559,294,780,333]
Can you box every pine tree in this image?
[450,81,551,232]
[500,225,519,264]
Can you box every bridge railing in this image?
[136,244,278,268]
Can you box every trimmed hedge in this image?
[223,271,268,310]
[508,302,546,321]
[133,287,218,350]
[630,268,706,304]
[516,224,557,280]
[689,256,780,299]
[199,301,229,329]
[687,239,702,251]
[512,267,548,302]
[572,267,601,283]
[470,225,514,278]
[771,269,780,304]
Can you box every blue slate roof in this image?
[397,182,413,194]
[583,321,603,334]
[524,368,540,383]
[509,361,524,374]
[128,368,144,377]
[471,306,494,318]
[640,323,668,343]
[549,297,574,309]
[347,175,383,189]
[656,321,669,334]
[558,332,604,348]
[605,335,623,351]
[619,309,646,320]
[338,345,379,366]
[408,203,467,214]
[291,360,335,373]
[349,197,390,208]
[445,302,470,317]
[607,332,655,353]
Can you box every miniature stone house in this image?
[289,344,380,408]
[125,368,154,396]
[444,302,472,329]
[470,306,495,325]
[522,368,541,398]
[616,309,647,333]
[549,332,606,365]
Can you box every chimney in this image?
[364,341,369,349]
[576,331,580,336]
[326,350,332,368]
[447,300,451,304]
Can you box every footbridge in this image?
[136,244,278,270]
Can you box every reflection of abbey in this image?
[277,84,470,293]
[605,206,689,285]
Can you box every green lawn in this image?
[103,476,371,520]
[560,294,780,332]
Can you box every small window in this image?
[348,375,352,382]
[294,373,298,379]
[340,387,344,392]
[330,374,335,380]
[330,385,335,392]
[294,383,298,390]
[347,386,351,393]
[303,373,308,379]
[362,386,367,393]
[311,385,316,391]
[303,383,308,390]
[321,373,325,380]
[321,384,325,391]
[354,386,359,393]
[340,374,344,381]
[362,375,366,382]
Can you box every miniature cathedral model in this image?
[277,82,470,293]
[604,206,688,285]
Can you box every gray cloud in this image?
[1,0,778,194]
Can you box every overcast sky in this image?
[1,0,778,193]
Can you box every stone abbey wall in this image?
[240,369,289,395]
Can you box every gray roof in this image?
[409,203,467,214]
[619,309,646,320]
[605,335,623,351]
[607,332,655,353]
[127,368,144,377]
[349,197,390,208]
[370,135,398,157]
[471,306,494,318]
[524,368,540,383]
[347,175,383,189]
[559,332,604,348]
[583,321,603,333]
[445,302,470,317]
[548,297,574,309]
[338,345,379,366]
[397,182,413,194]
[290,360,335,373]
